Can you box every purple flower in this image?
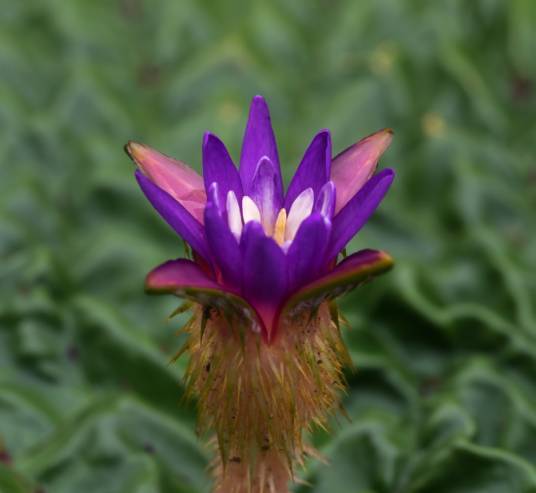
[126,96,394,342]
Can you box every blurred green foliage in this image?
[1,0,535,492]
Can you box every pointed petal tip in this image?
[363,127,394,147]
[124,141,134,158]
[202,131,220,147]
[309,128,332,149]
[375,249,394,268]
[331,128,395,213]
[124,141,146,163]
[144,259,219,295]
[145,270,171,294]
[126,140,184,170]
[247,95,272,118]
[368,128,394,154]
[319,129,332,154]
[202,131,243,205]
[240,94,281,193]
[339,248,394,270]
[144,259,191,294]
[203,132,229,155]
[380,167,396,181]
[284,129,332,209]
[248,95,270,114]
[338,248,395,279]
[252,94,267,104]
[127,142,206,204]
[364,128,394,142]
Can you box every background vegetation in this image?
[1,0,535,491]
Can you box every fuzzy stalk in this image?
[177,302,350,493]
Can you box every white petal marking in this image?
[281,239,292,253]
[252,156,277,235]
[242,195,262,224]
[285,187,314,241]
[226,190,243,241]
[317,182,334,218]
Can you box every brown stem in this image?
[213,449,291,493]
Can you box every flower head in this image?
[127,96,395,492]
[126,95,394,343]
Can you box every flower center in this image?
[226,188,314,250]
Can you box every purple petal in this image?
[241,221,287,338]
[239,96,283,196]
[204,183,242,289]
[326,169,395,261]
[283,249,394,313]
[126,142,206,223]
[314,180,336,221]
[331,128,393,214]
[249,157,284,234]
[285,130,331,210]
[202,132,243,205]
[286,213,331,292]
[135,170,211,261]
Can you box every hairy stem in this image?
[178,302,349,493]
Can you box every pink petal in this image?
[126,142,206,223]
[145,259,221,294]
[330,129,393,214]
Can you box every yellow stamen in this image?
[273,208,287,246]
